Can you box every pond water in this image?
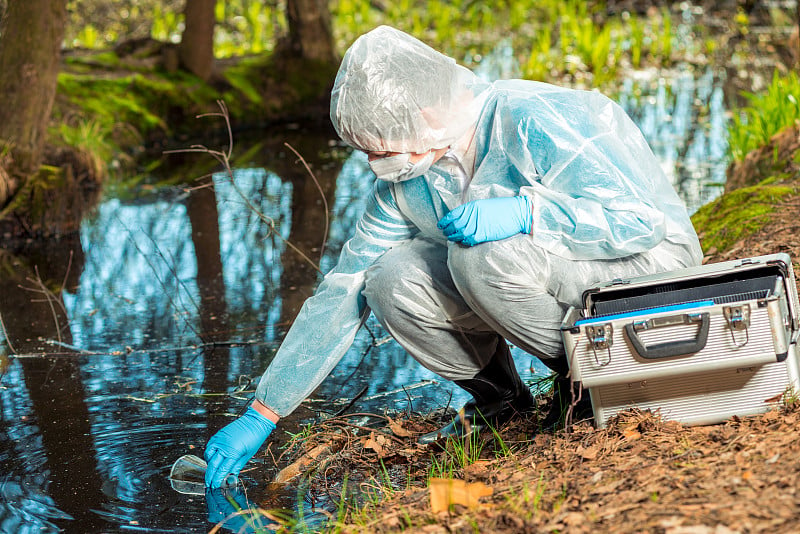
[0,51,737,533]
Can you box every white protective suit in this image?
[255,26,703,416]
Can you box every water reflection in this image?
[0,131,486,532]
[66,197,202,350]
[618,67,729,213]
[0,52,738,531]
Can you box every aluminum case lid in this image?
[580,253,800,336]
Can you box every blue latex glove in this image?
[204,406,276,488]
[438,196,533,246]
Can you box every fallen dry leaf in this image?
[364,432,390,457]
[623,428,642,441]
[429,478,493,513]
[579,445,600,460]
[463,459,492,478]
[388,418,413,438]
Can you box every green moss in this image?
[691,181,796,254]
[42,45,335,203]
[283,57,338,103]
[57,73,166,134]
[220,53,335,118]
[54,69,226,162]
[758,173,794,186]
[64,52,123,71]
[1,165,62,219]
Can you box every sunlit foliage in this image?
[66,0,286,57]
[728,71,800,162]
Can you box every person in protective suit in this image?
[204,25,703,488]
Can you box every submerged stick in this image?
[0,311,15,354]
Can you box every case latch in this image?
[586,323,613,366]
[723,304,751,347]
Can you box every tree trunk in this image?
[178,0,216,81]
[284,0,336,63]
[0,0,67,206]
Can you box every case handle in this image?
[624,312,710,360]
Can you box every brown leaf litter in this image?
[255,391,800,533]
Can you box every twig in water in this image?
[164,100,325,275]
[18,266,70,346]
[60,250,73,296]
[0,311,15,354]
[112,213,203,341]
[333,385,369,417]
[402,384,414,416]
[360,379,437,401]
[323,420,405,445]
[284,142,329,263]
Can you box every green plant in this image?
[428,449,454,479]
[427,420,488,480]
[728,70,800,161]
[505,472,547,520]
[208,494,284,533]
[55,119,115,178]
[657,7,673,65]
[629,16,644,68]
[487,418,512,458]
[74,24,103,49]
[781,386,800,409]
[215,0,285,57]
[283,422,314,444]
[523,25,553,81]
[150,4,182,43]
[359,459,397,507]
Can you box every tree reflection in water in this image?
[0,133,468,532]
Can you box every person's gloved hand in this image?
[438,196,533,246]
[204,406,276,488]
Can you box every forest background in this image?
[2,1,800,532]
[1,0,797,244]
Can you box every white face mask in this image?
[368,151,435,182]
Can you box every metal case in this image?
[561,253,800,427]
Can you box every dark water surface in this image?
[1,64,731,532]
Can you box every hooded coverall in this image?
[253,25,703,418]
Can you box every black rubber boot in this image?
[418,340,534,445]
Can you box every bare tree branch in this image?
[0,311,15,354]
[165,100,328,275]
[284,142,329,264]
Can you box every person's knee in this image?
[364,254,420,323]
[448,240,514,298]
[448,243,489,296]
